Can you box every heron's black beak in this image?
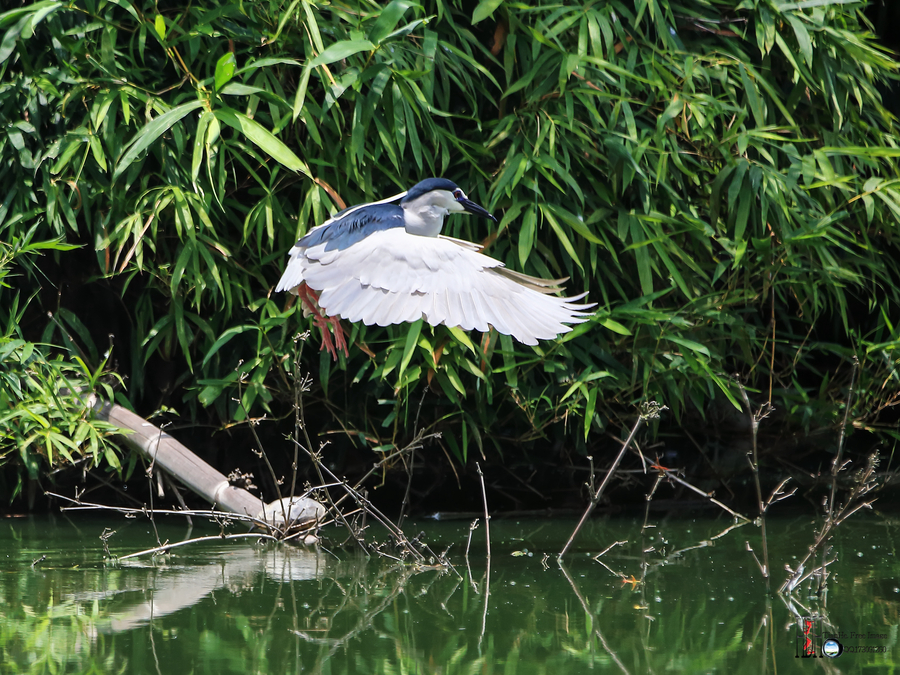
[459,197,498,223]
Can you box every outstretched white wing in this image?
[278,228,593,345]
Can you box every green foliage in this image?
[1,0,899,462]
[0,337,119,468]
[0,234,122,498]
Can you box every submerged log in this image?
[89,396,324,532]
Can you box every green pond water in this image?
[1,512,897,674]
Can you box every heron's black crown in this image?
[401,178,460,205]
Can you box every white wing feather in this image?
[277,228,593,344]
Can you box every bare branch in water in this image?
[559,401,667,559]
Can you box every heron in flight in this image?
[276,178,594,358]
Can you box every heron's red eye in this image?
[453,189,464,199]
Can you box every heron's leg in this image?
[329,314,349,357]
[311,314,340,360]
[296,284,348,360]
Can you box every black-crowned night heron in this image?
[276,178,594,357]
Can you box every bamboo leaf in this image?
[397,319,423,386]
[192,111,213,188]
[734,182,752,244]
[518,205,536,267]
[215,107,311,177]
[472,0,504,24]
[780,0,856,9]
[292,63,312,121]
[173,296,194,372]
[300,0,324,52]
[739,64,765,127]
[599,317,631,335]
[88,135,106,171]
[113,100,204,181]
[584,386,597,440]
[447,326,477,354]
[310,40,374,67]
[785,14,813,67]
[369,0,417,44]
[0,2,63,65]
[667,335,710,358]
[214,52,237,92]
[543,207,583,271]
[154,14,166,41]
[202,324,256,367]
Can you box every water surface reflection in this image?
[1,514,896,673]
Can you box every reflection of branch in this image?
[464,520,480,593]
[291,564,417,669]
[591,540,627,578]
[119,532,279,560]
[558,563,630,674]
[476,462,491,648]
[643,521,750,576]
[439,575,463,619]
[779,592,838,644]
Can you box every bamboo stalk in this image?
[88,395,322,530]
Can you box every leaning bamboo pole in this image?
[85,395,326,537]
[89,396,263,520]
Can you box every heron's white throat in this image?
[401,189,464,237]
